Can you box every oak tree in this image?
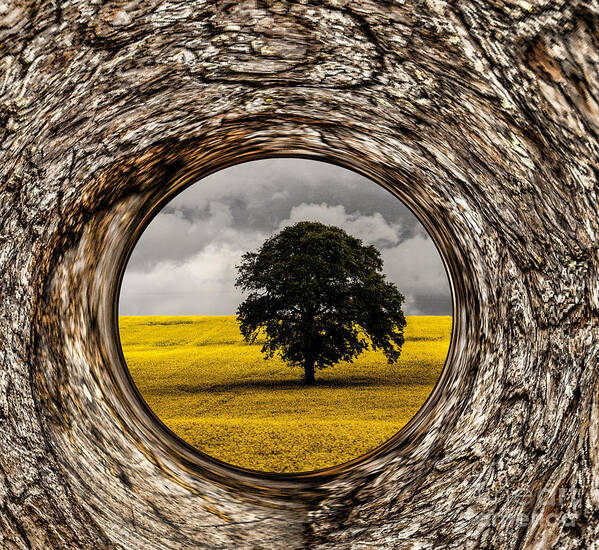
[235,221,407,385]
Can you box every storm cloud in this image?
[119,159,452,316]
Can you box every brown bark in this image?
[0,1,598,549]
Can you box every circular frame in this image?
[113,153,458,480]
[26,127,484,547]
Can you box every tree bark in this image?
[304,360,316,386]
[0,1,598,549]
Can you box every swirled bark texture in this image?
[1,1,598,549]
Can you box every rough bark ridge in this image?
[1,1,598,549]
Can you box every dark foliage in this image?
[235,221,407,384]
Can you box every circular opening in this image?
[117,158,453,474]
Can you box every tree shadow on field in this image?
[177,376,400,393]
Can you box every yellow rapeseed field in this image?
[119,315,452,473]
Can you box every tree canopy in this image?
[235,221,407,384]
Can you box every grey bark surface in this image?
[1,0,598,549]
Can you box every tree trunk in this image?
[1,1,598,549]
[304,360,316,386]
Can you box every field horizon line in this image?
[118,313,453,317]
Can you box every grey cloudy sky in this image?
[119,158,452,316]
